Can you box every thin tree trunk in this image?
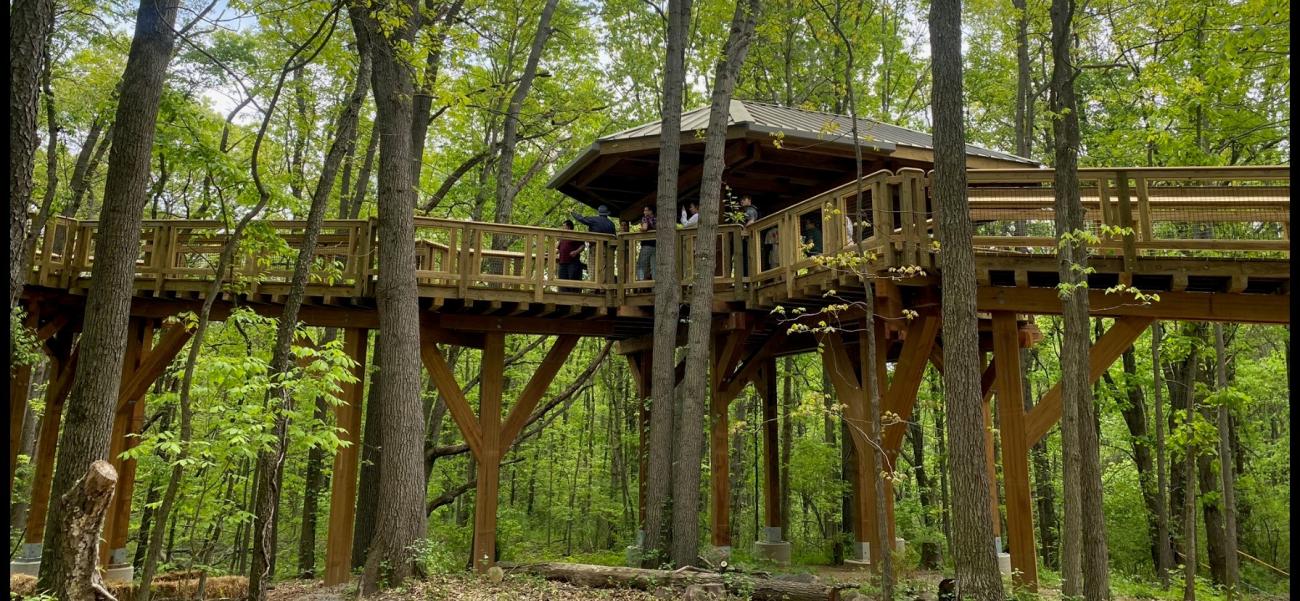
[780,357,793,537]
[1152,323,1173,587]
[929,0,1005,596]
[492,0,559,232]
[297,396,329,578]
[671,0,759,567]
[1049,0,1110,594]
[1213,323,1239,596]
[249,24,371,599]
[1180,338,1199,601]
[358,0,429,589]
[910,416,940,569]
[36,0,180,591]
[643,0,692,567]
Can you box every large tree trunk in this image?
[358,0,429,590]
[37,0,180,589]
[929,0,1005,598]
[1012,0,1033,159]
[8,0,55,308]
[248,22,372,599]
[643,0,692,566]
[1049,0,1110,595]
[671,0,759,567]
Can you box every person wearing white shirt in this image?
[679,201,699,227]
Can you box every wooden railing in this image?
[27,166,1289,307]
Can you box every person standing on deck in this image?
[556,219,584,292]
[680,201,699,227]
[571,204,616,234]
[738,195,759,277]
[802,215,823,256]
[637,205,657,280]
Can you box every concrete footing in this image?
[10,559,40,577]
[753,541,792,564]
[997,552,1012,575]
[704,545,731,566]
[104,564,134,583]
[625,530,645,567]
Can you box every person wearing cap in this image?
[571,204,616,234]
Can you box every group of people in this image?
[560,194,833,289]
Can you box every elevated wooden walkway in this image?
[23,166,1291,331]
[13,165,1290,588]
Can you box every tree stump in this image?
[57,460,119,601]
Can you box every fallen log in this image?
[503,561,857,600]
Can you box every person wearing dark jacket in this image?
[571,204,615,234]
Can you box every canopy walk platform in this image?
[13,164,1289,589]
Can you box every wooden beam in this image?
[881,315,940,453]
[117,320,192,412]
[710,335,733,549]
[473,333,506,572]
[102,318,152,566]
[978,287,1289,324]
[992,313,1038,589]
[420,338,484,458]
[721,329,788,398]
[1024,315,1153,445]
[323,328,369,586]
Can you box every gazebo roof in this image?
[548,99,1038,221]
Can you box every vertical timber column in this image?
[709,334,731,554]
[992,313,1037,589]
[18,342,77,570]
[323,328,369,586]
[9,307,40,492]
[473,333,505,572]
[754,357,792,563]
[101,318,153,570]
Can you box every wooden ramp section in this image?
[15,165,1289,585]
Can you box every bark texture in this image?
[54,461,119,601]
[37,0,180,590]
[359,0,430,589]
[929,0,1005,598]
[671,0,759,567]
[1050,0,1110,595]
[643,0,692,567]
[9,0,55,308]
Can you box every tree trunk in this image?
[910,417,941,569]
[1012,0,1032,159]
[1151,323,1173,587]
[297,396,329,578]
[1106,348,1162,570]
[249,24,372,598]
[929,0,1005,597]
[55,461,119,601]
[643,0,692,567]
[351,343,383,569]
[358,0,429,590]
[492,0,559,231]
[9,0,55,309]
[1213,324,1240,597]
[1180,335,1199,601]
[37,0,180,589]
[1049,0,1110,595]
[1025,346,1058,569]
[671,0,759,567]
[780,356,793,535]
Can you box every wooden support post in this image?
[759,358,781,538]
[24,344,78,552]
[1115,172,1138,272]
[473,333,505,573]
[423,332,579,572]
[820,332,880,565]
[992,313,1037,589]
[101,318,152,567]
[324,328,369,586]
[626,353,651,527]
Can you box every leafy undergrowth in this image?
[267,574,669,601]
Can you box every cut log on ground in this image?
[59,460,119,601]
[504,562,858,600]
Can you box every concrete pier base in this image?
[997,552,1012,575]
[104,564,135,583]
[752,527,791,564]
[625,530,645,567]
[704,545,731,566]
[11,543,41,577]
